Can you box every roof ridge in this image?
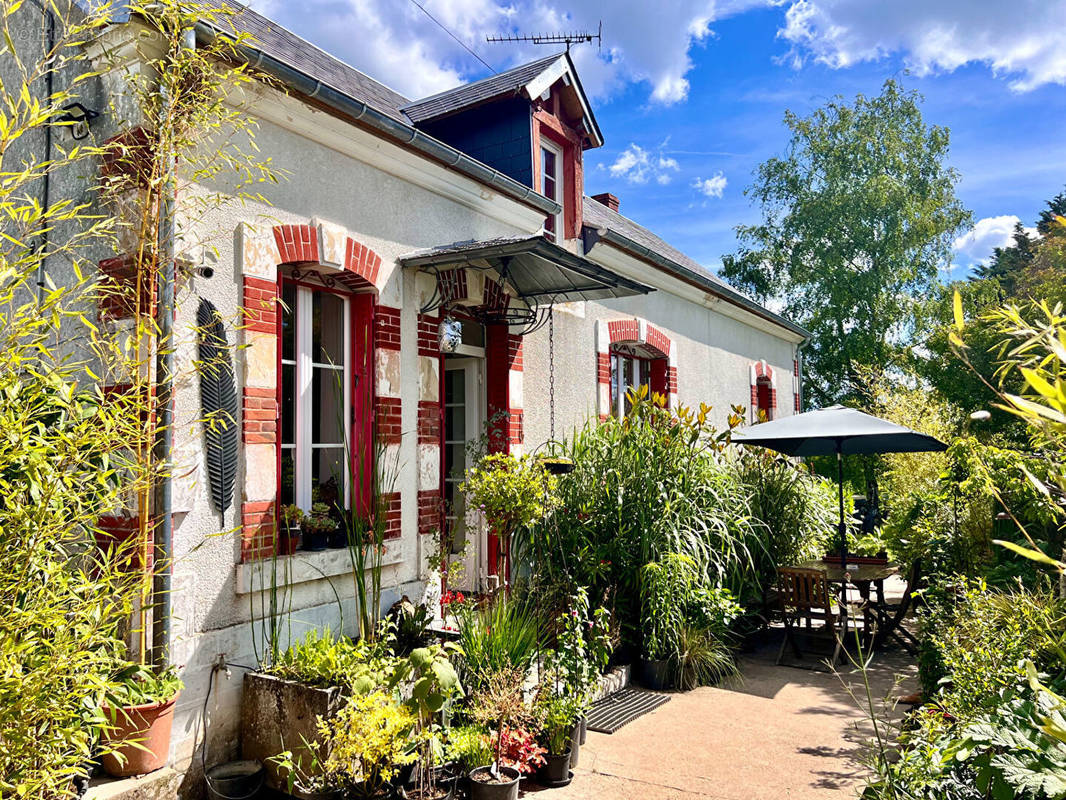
[401,50,565,109]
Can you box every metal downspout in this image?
[35,5,56,305]
[151,25,194,669]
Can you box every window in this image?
[540,140,563,242]
[610,349,651,418]
[756,376,774,421]
[280,281,374,513]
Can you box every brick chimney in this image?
[592,192,620,212]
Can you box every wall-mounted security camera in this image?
[193,265,215,279]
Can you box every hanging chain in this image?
[549,307,556,441]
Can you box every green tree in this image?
[722,80,970,406]
[973,222,1036,297]
[916,191,1066,438]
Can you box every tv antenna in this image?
[486,21,601,52]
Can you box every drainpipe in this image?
[34,3,56,305]
[150,25,194,669]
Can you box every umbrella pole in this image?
[837,444,847,569]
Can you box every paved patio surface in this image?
[525,632,916,800]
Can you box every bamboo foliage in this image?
[0,0,281,792]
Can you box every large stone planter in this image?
[241,672,343,791]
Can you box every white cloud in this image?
[253,0,768,104]
[952,214,1035,266]
[692,172,728,198]
[778,0,1066,91]
[607,142,681,185]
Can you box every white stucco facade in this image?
[11,9,808,794]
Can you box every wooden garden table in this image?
[796,560,898,649]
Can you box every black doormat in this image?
[586,688,671,734]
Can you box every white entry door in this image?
[443,358,485,591]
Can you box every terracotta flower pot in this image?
[278,528,301,555]
[100,694,178,777]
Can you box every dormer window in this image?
[540,140,563,241]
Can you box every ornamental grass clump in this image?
[454,596,541,691]
[518,389,757,651]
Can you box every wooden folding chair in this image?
[776,567,849,667]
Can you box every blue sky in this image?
[585,6,1066,277]
[256,0,1066,279]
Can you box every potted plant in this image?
[302,503,335,551]
[535,694,579,787]
[386,597,435,657]
[460,453,557,587]
[443,725,493,794]
[281,690,416,799]
[279,504,304,555]
[639,555,696,690]
[540,588,612,765]
[245,629,387,791]
[394,643,464,800]
[99,662,183,777]
[536,455,574,475]
[468,667,536,800]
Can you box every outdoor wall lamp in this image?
[57,102,100,140]
[439,316,461,353]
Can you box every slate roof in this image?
[583,196,809,336]
[402,53,565,123]
[582,196,728,289]
[213,0,412,122]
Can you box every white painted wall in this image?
[165,92,544,787]
[521,236,804,451]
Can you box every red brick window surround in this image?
[604,320,673,418]
[277,277,375,519]
[237,220,387,561]
[749,361,777,422]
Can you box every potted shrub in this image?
[100,662,183,777]
[279,504,304,555]
[468,667,539,800]
[460,453,557,587]
[535,694,579,786]
[394,643,464,800]
[277,691,416,799]
[302,503,335,551]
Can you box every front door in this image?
[443,357,485,591]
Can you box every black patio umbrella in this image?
[731,405,947,568]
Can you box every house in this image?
[24,1,807,789]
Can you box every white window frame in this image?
[610,350,651,419]
[540,139,564,242]
[281,283,352,512]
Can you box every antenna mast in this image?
[486,21,601,52]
